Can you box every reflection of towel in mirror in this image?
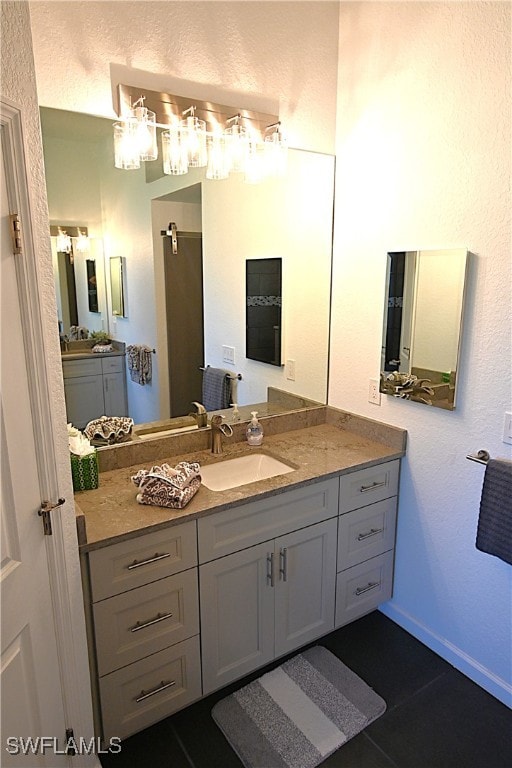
[202,366,231,411]
[126,344,152,385]
[476,458,512,565]
[131,461,201,509]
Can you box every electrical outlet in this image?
[503,411,512,444]
[222,345,235,365]
[286,359,296,381]
[368,379,381,405]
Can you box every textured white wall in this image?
[29,0,339,154]
[331,1,511,703]
[0,0,96,745]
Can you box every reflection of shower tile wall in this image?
[246,258,282,365]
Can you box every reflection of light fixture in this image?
[206,132,229,180]
[114,86,286,183]
[224,114,249,173]
[181,106,207,168]
[113,96,157,169]
[56,227,71,253]
[264,122,287,177]
[75,229,90,252]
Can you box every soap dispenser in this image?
[246,411,263,446]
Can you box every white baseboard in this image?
[379,602,512,709]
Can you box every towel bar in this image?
[466,450,490,465]
[199,366,242,381]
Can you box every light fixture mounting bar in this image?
[118,84,279,135]
[50,225,88,237]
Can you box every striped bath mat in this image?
[212,646,386,768]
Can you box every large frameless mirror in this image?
[380,248,468,410]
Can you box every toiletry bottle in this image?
[246,411,263,446]
[231,403,240,422]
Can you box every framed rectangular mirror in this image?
[380,248,468,410]
[246,257,282,366]
[110,256,125,317]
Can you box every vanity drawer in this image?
[88,521,197,601]
[337,497,397,571]
[102,355,123,374]
[339,460,399,514]
[99,634,202,742]
[93,567,199,676]
[197,478,339,563]
[335,550,394,628]
[62,357,102,378]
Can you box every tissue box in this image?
[70,451,99,492]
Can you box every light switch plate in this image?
[286,359,296,381]
[222,345,235,365]
[503,411,512,444]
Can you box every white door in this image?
[1,121,68,763]
[274,518,337,657]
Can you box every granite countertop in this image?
[61,340,126,361]
[75,420,406,552]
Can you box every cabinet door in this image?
[200,542,274,694]
[63,374,104,428]
[103,371,127,416]
[274,519,337,657]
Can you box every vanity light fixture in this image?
[113,85,287,183]
[51,225,89,257]
[113,95,158,169]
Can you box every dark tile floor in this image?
[100,611,512,768]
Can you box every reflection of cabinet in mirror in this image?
[62,355,128,429]
[381,248,468,410]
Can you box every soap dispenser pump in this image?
[246,411,263,446]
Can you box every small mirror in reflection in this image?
[380,248,468,410]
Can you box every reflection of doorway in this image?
[163,230,204,416]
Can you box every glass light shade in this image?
[162,128,188,175]
[264,129,288,177]
[244,141,265,184]
[56,228,71,253]
[113,119,140,170]
[181,115,207,167]
[133,105,158,161]
[206,134,229,180]
[224,123,249,173]
[74,232,89,252]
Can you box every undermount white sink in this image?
[200,453,296,491]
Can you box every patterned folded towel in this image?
[131,462,201,509]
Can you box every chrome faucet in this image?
[210,415,233,454]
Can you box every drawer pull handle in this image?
[355,581,380,596]
[357,527,384,541]
[127,552,171,570]
[359,480,387,493]
[279,547,288,582]
[267,552,275,587]
[135,679,176,703]
[130,611,174,633]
